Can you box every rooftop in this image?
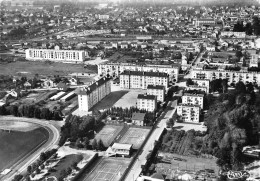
[137,94,156,100]
[183,93,204,97]
[147,85,165,90]
[121,71,168,77]
[112,143,132,150]
[76,77,110,95]
[131,112,146,121]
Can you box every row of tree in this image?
[0,104,62,121]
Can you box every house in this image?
[42,79,55,88]
[24,81,31,89]
[57,82,68,91]
[138,172,165,181]
[111,143,132,157]
[69,77,79,86]
[120,42,128,49]
[131,112,146,126]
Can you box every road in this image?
[125,100,177,181]
[0,116,60,181]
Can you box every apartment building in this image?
[25,48,86,63]
[191,69,260,86]
[147,85,165,102]
[177,104,200,123]
[98,63,179,82]
[194,18,215,27]
[182,93,204,109]
[192,79,210,93]
[77,77,111,112]
[186,85,208,93]
[137,94,157,112]
[120,71,169,89]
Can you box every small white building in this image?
[177,104,200,123]
[111,143,132,157]
[137,94,157,112]
[182,93,204,109]
[147,85,165,102]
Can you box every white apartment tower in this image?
[137,94,157,112]
[147,85,165,102]
[77,77,111,112]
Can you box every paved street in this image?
[125,100,177,181]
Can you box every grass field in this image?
[119,127,150,149]
[49,154,83,179]
[0,61,97,78]
[0,127,49,171]
[82,157,131,181]
[94,125,124,147]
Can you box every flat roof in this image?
[147,85,165,90]
[112,143,132,150]
[76,77,110,95]
[121,70,168,77]
[137,94,156,100]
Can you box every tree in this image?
[40,152,47,162]
[235,50,243,61]
[235,82,246,94]
[221,79,228,93]
[186,78,194,87]
[27,165,32,174]
[92,139,97,150]
[66,167,72,175]
[97,139,105,151]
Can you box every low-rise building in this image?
[76,77,111,112]
[137,94,157,112]
[98,63,179,82]
[192,79,210,93]
[186,85,208,93]
[111,143,132,157]
[147,85,165,102]
[131,112,146,126]
[25,48,86,63]
[191,69,260,86]
[120,71,169,89]
[182,93,204,109]
[177,104,200,123]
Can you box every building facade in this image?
[77,77,111,112]
[120,71,169,89]
[98,63,179,82]
[192,79,210,93]
[25,48,86,63]
[137,94,157,112]
[182,93,204,109]
[147,85,165,102]
[191,69,260,86]
[177,104,200,123]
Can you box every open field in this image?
[94,125,124,147]
[81,157,131,181]
[0,61,97,78]
[156,152,219,180]
[0,120,40,132]
[49,154,83,179]
[0,127,49,171]
[113,89,146,109]
[90,90,129,111]
[119,127,150,149]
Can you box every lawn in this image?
[0,127,49,171]
[0,61,97,78]
[48,154,83,179]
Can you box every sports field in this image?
[94,125,124,147]
[83,157,131,181]
[0,127,49,171]
[119,127,150,149]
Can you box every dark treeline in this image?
[0,104,63,121]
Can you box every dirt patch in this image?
[0,120,40,132]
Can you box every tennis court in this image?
[83,157,130,181]
[94,125,123,147]
[119,127,150,149]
